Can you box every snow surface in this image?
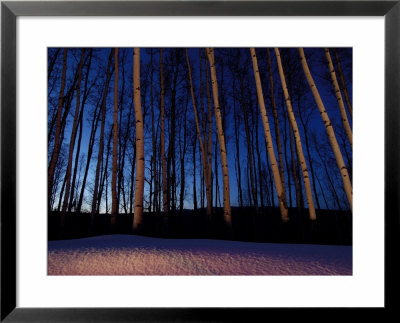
[48,234,352,275]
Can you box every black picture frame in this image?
[1,1,399,321]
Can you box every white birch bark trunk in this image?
[133,48,144,231]
[274,48,317,220]
[324,48,352,148]
[250,48,289,221]
[206,48,232,230]
[299,48,352,210]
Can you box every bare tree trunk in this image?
[192,136,198,212]
[186,49,213,217]
[159,49,168,214]
[90,49,114,232]
[289,121,302,211]
[69,49,93,212]
[266,49,288,207]
[315,172,329,209]
[214,139,220,209]
[297,98,321,210]
[233,85,243,208]
[129,138,136,215]
[280,99,292,208]
[332,48,353,120]
[60,49,85,230]
[76,95,102,214]
[57,172,67,212]
[179,96,188,216]
[133,48,145,231]
[48,48,61,82]
[205,57,213,213]
[254,109,264,209]
[274,48,316,220]
[118,103,132,214]
[150,49,156,213]
[313,138,343,210]
[206,48,232,230]
[98,125,113,214]
[238,74,257,210]
[117,50,127,214]
[111,48,119,225]
[324,48,352,148]
[299,48,352,210]
[170,62,179,214]
[250,48,289,221]
[48,48,68,212]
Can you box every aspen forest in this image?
[48,47,352,251]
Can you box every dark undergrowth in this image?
[48,207,352,246]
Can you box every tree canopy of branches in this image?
[48,47,352,238]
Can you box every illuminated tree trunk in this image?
[299,48,352,210]
[186,49,212,217]
[266,49,288,206]
[250,48,289,221]
[324,48,352,148]
[133,48,144,231]
[274,48,316,220]
[111,48,119,225]
[206,48,232,230]
[48,48,67,211]
[333,48,353,120]
[159,49,168,214]
[289,121,302,211]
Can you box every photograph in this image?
[47,47,353,276]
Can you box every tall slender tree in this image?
[266,49,288,207]
[299,48,352,210]
[324,48,352,148]
[186,49,213,218]
[68,49,94,212]
[206,48,232,230]
[250,48,289,221]
[274,48,316,220]
[90,49,114,232]
[60,49,85,230]
[133,48,145,231]
[48,48,68,211]
[159,49,168,214]
[111,48,119,225]
[332,48,353,119]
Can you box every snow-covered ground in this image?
[48,234,352,275]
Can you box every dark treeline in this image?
[48,47,352,244]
